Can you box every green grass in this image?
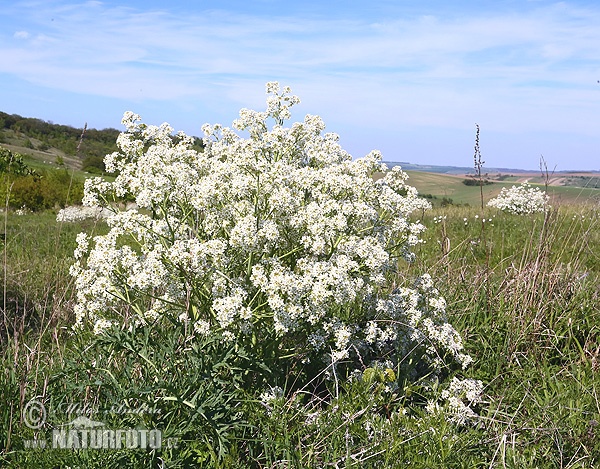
[0,211,110,467]
[412,204,600,467]
[1,202,599,467]
[404,170,600,206]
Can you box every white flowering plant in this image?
[70,82,472,396]
[426,377,484,426]
[56,205,110,222]
[487,181,549,215]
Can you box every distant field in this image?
[404,170,600,206]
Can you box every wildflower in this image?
[74,233,90,260]
[487,181,549,214]
[440,377,484,425]
[57,205,110,222]
[93,318,113,335]
[193,320,210,336]
[71,82,471,389]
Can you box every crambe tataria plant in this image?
[71,82,472,393]
[487,181,549,215]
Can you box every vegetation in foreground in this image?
[0,86,599,468]
[1,203,598,468]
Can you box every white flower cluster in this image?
[93,318,114,335]
[439,377,484,425]
[259,386,284,406]
[71,82,471,378]
[15,206,30,216]
[487,181,549,215]
[56,205,111,222]
[368,273,473,371]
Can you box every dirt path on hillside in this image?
[548,177,566,186]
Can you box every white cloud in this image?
[0,0,599,168]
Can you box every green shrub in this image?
[0,168,83,211]
[462,177,492,186]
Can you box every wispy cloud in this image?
[1,0,599,168]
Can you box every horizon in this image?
[3,108,597,174]
[1,1,599,172]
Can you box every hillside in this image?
[404,170,600,206]
[385,160,600,176]
[0,111,204,175]
[0,111,120,173]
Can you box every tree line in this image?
[0,111,205,173]
[0,111,120,172]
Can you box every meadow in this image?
[1,87,599,468]
[1,192,598,468]
[404,170,600,207]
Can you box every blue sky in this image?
[1,1,599,170]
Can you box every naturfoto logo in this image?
[22,399,176,451]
